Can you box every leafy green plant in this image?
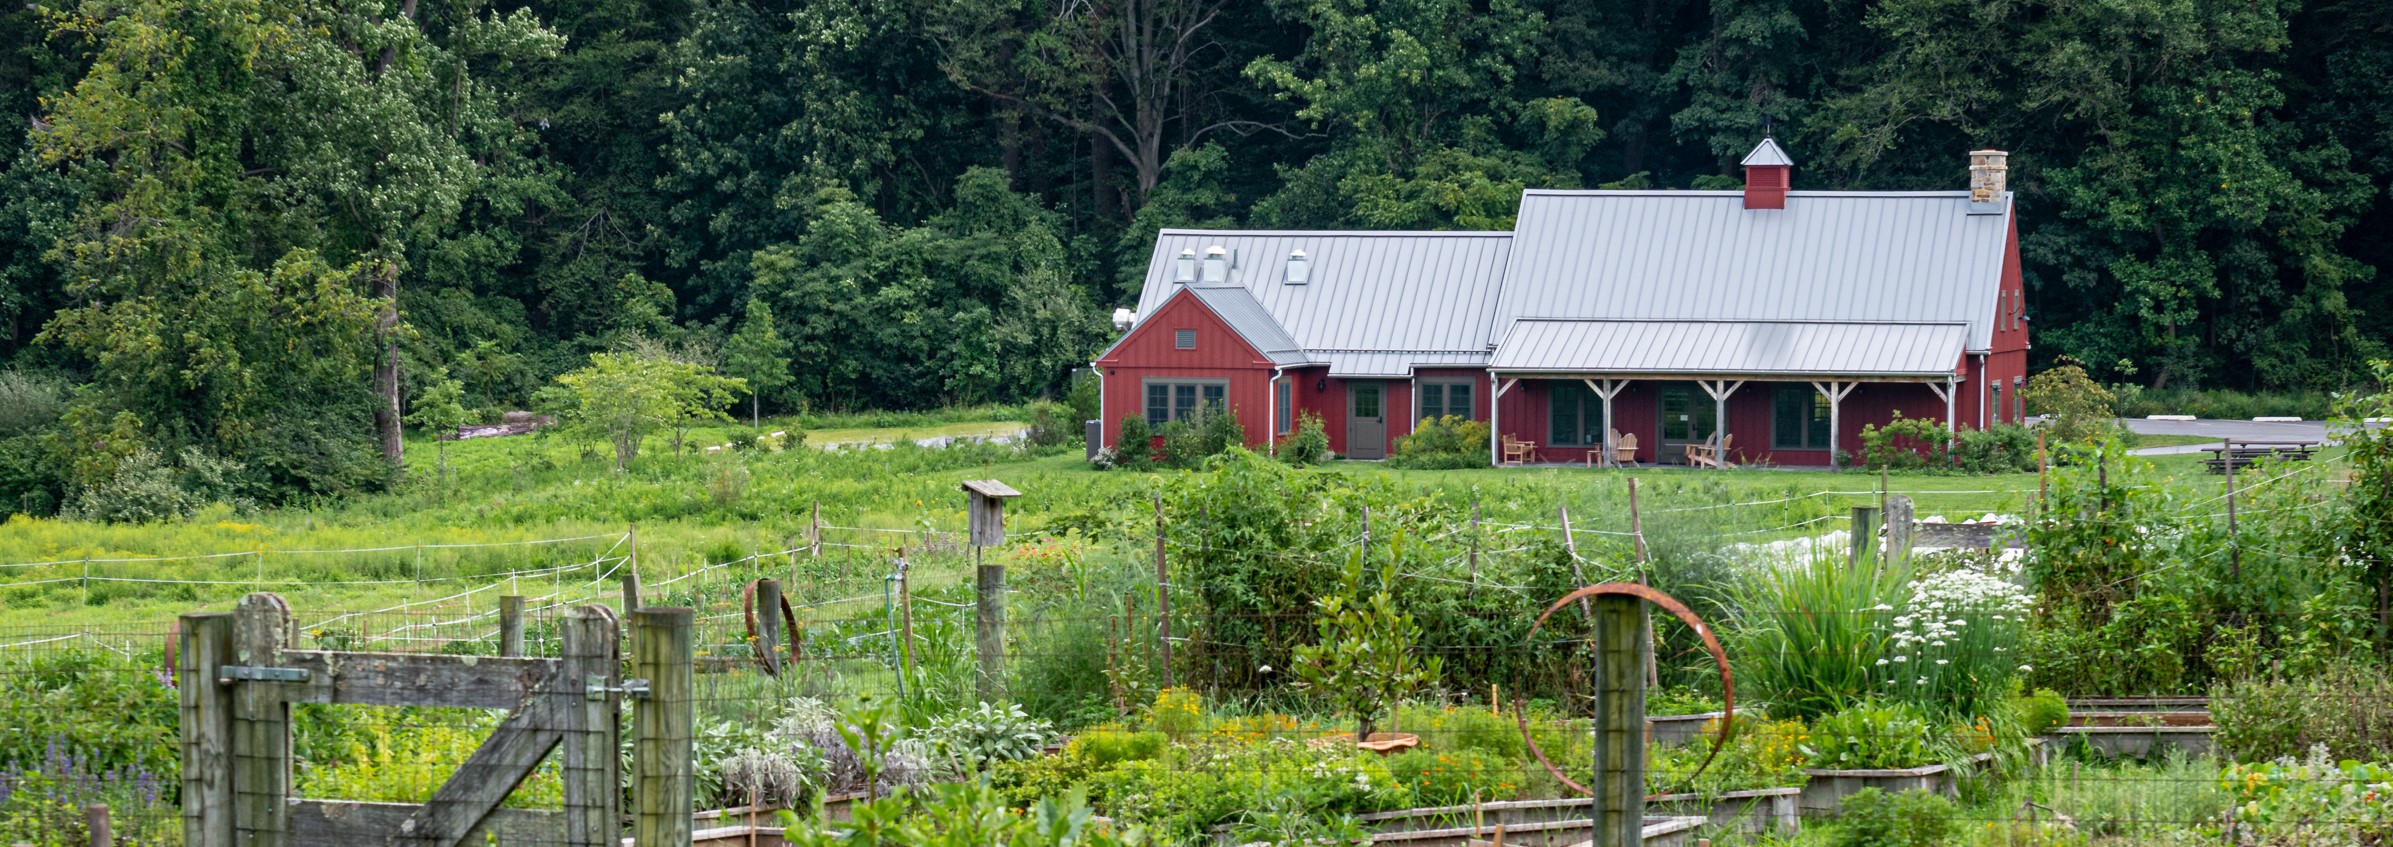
[1385,747,1520,806]
[1389,415,1491,469]
[1278,411,1332,466]
[2223,751,2393,844]
[919,702,1055,772]
[1729,552,1906,721]
[1647,718,1811,795]
[2213,659,2393,762]
[1832,788,1960,847]
[1293,548,1444,742]
[1809,701,1935,770]
[2013,688,2068,735]
[1115,415,1153,470]
[1860,414,1952,471]
[780,778,1146,847]
[1647,686,1723,717]
[539,351,744,470]
[2020,362,2119,449]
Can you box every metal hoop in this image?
[1513,582,1735,799]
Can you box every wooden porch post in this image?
[1811,381,1858,469]
[1927,377,1959,448]
[1697,379,1744,468]
[1490,376,1518,466]
[1583,379,1628,467]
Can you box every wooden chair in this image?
[1501,435,1537,466]
[1685,433,1736,469]
[1612,432,1641,467]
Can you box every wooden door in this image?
[1346,382,1387,460]
[1657,383,1716,464]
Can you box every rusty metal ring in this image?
[1513,582,1735,800]
[742,580,801,675]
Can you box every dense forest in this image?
[0,0,2388,509]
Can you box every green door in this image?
[1658,383,1717,463]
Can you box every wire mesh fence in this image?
[0,460,2382,844]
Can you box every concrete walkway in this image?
[2120,417,2333,456]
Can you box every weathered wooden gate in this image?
[178,593,627,846]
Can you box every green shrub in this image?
[1647,718,1811,795]
[1115,415,1153,470]
[1278,411,1331,466]
[1860,413,1951,471]
[2014,688,2069,735]
[1646,686,1723,717]
[1833,788,1960,847]
[1158,406,1243,469]
[1068,727,1168,768]
[70,447,257,523]
[1388,415,1491,469]
[918,702,1056,771]
[2020,363,2118,448]
[2114,386,2330,421]
[1292,551,1443,742]
[2213,659,2393,762]
[1024,401,1076,447]
[1063,370,1101,429]
[1953,423,2037,473]
[1809,701,1935,770]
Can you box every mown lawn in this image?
[0,419,2298,629]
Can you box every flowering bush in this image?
[2224,748,2393,844]
[1387,747,1521,806]
[1809,701,1936,770]
[1882,567,2032,718]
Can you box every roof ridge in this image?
[1154,228,1514,237]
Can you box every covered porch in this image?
[1482,319,1972,469]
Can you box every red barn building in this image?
[1093,141,2031,467]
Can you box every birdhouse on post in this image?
[961,479,1021,702]
[962,480,1021,547]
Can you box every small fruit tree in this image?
[1294,547,1442,742]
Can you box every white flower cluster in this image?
[1880,569,2032,684]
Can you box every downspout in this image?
[1488,369,1501,467]
[1976,353,1990,430]
[1268,364,1286,457]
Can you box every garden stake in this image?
[2226,438,2241,582]
[1362,503,1371,560]
[1467,500,1480,597]
[1154,493,1173,689]
[1558,505,1591,620]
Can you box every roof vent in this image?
[1200,246,1229,284]
[1741,137,1793,211]
[1968,149,2008,214]
[1285,249,1310,284]
[1172,249,1197,284]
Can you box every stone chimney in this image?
[1969,149,2008,208]
[1741,138,1793,210]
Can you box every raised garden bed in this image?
[1645,712,1722,747]
[1647,787,1800,836]
[2068,710,2211,728]
[2065,697,2208,713]
[1216,799,1705,847]
[1797,749,2015,818]
[2048,726,2216,760]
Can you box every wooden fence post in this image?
[231,594,292,847]
[1153,494,1173,690]
[177,613,234,847]
[561,604,621,847]
[897,560,915,680]
[1884,495,1914,568]
[975,556,1006,703]
[756,579,785,676]
[809,500,823,559]
[85,804,109,847]
[1849,506,1881,571]
[632,607,694,847]
[622,523,643,615]
[1588,594,1649,847]
[498,595,525,658]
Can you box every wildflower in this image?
[1258,665,1274,674]
[2018,665,2033,672]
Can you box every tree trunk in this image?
[373,264,404,472]
[753,394,760,429]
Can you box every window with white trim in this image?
[1145,379,1227,426]
[1174,329,1196,349]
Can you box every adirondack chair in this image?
[1501,435,1538,466]
[1590,428,1641,467]
[1685,433,1735,469]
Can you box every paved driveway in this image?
[2118,417,2333,455]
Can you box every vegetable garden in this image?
[11,402,2393,845]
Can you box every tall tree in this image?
[33,0,561,494]
[721,297,793,425]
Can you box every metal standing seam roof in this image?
[1182,285,1311,365]
[1489,319,1970,378]
[1491,190,2012,352]
[1134,230,1513,366]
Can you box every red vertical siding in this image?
[1744,165,1788,209]
[1094,290,1276,452]
[1488,378,1953,467]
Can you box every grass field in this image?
[0,417,2308,629]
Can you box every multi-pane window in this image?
[1417,380,1475,422]
[1772,385,1832,450]
[1548,382,1603,447]
[1174,329,1196,349]
[1275,379,1293,433]
[1145,379,1226,426]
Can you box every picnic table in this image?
[2201,440,2319,474]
